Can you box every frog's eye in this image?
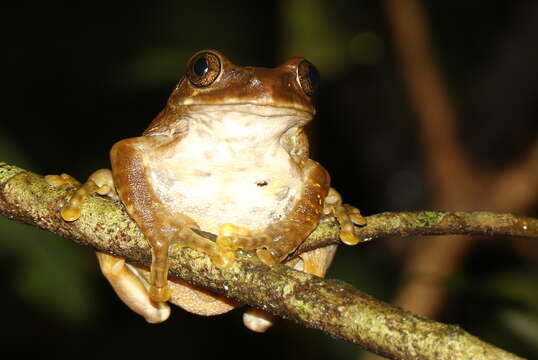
[187,51,221,87]
[297,60,319,97]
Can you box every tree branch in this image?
[0,162,531,360]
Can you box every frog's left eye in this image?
[297,60,319,97]
[187,51,221,87]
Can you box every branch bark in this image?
[0,162,531,360]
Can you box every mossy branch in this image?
[0,162,533,360]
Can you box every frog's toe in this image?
[48,169,116,223]
[345,204,367,226]
[340,228,361,246]
[45,173,81,187]
[243,308,276,333]
[324,188,365,246]
[216,223,250,249]
[149,284,172,303]
[256,248,278,266]
[60,204,83,222]
[45,173,84,221]
[335,208,363,245]
[211,250,235,269]
[88,168,118,200]
[217,223,276,253]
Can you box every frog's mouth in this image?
[173,92,315,116]
[179,103,313,122]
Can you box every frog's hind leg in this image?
[132,266,240,316]
[242,244,339,332]
[96,252,171,323]
[98,252,239,322]
[99,222,239,322]
[47,166,238,321]
[299,244,339,277]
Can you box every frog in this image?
[46,49,365,331]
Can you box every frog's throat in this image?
[144,104,312,138]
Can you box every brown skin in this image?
[47,50,362,327]
[111,50,332,301]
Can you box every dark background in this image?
[1,1,537,359]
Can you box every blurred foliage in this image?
[0,0,537,359]
[281,0,349,76]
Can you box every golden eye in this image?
[297,60,319,97]
[186,51,221,87]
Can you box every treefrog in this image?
[46,50,365,331]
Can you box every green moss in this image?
[415,211,442,228]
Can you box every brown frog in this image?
[46,50,365,331]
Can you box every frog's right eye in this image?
[187,51,221,87]
[297,60,319,97]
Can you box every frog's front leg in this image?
[48,162,234,322]
[215,160,365,332]
[213,159,333,332]
[216,160,366,263]
[216,159,330,264]
[47,168,172,322]
[110,138,235,303]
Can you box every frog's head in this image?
[144,50,319,136]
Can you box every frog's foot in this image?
[141,215,239,317]
[99,235,238,322]
[298,244,339,277]
[323,187,366,245]
[96,251,171,323]
[146,213,236,305]
[45,173,81,187]
[46,169,118,222]
[243,308,277,333]
[168,278,240,315]
[168,224,236,269]
[216,223,281,265]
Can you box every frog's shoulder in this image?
[144,107,188,137]
[281,127,310,163]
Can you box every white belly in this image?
[147,147,302,234]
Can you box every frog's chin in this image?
[185,106,308,142]
[144,103,313,138]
